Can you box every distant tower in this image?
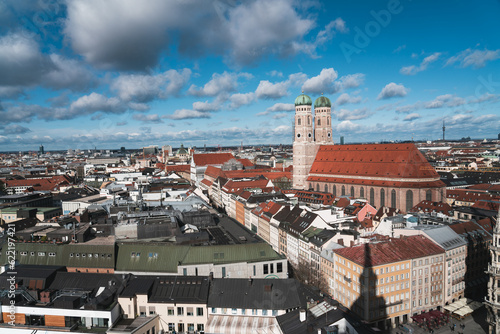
[442,120,446,141]
[293,92,315,189]
[39,144,44,155]
[313,93,333,144]
[485,206,500,334]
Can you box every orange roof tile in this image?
[309,143,442,183]
[334,235,444,267]
[192,153,234,166]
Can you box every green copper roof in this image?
[294,93,312,106]
[314,95,331,108]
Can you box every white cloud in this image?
[336,93,362,106]
[192,100,222,112]
[188,72,244,97]
[377,82,409,100]
[255,80,289,99]
[69,92,127,116]
[334,108,372,121]
[229,93,256,109]
[403,113,421,121]
[272,113,289,119]
[112,69,191,102]
[336,120,361,132]
[266,103,295,112]
[301,68,338,94]
[446,48,500,68]
[400,52,441,75]
[163,109,211,120]
[132,114,163,123]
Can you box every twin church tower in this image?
[292,93,333,189]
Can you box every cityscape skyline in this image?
[0,0,499,151]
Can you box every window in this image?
[253,265,256,276]
[277,262,283,273]
[264,264,269,275]
[370,188,375,206]
[297,117,301,125]
[183,268,187,276]
[232,308,237,315]
[177,307,184,316]
[391,189,396,208]
[168,324,175,332]
[406,190,413,212]
[324,184,328,193]
[187,307,194,316]
[380,188,385,207]
[252,309,257,315]
[197,307,204,316]
[222,267,226,278]
[316,184,320,192]
[149,307,156,315]
[187,324,194,332]
[350,186,355,197]
[262,309,268,316]
[426,190,432,201]
[341,185,346,196]
[241,309,246,315]
[360,187,364,198]
[270,263,274,274]
[168,308,174,315]
[197,324,205,332]
[333,185,336,196]
[211,308,216,314]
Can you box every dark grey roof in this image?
[148,276,210,304]
[208,278,305,310]
[48,272,124,291]
[120,276,155,298]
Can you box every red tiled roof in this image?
[335,197,351,208]
[447,189,499,203]
[334,235,445,267]
[222,179,270,193]
[410,200,453,216]
[309,143,442,183]
[204,166,226,179]
[200,178,213,187]
[192,153,234,166]
[472,200,500,212]
[237,158,254,167]
[449,220,491,239]
[165,164,190,173]
[4,175,72,191]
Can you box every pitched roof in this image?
[334,235,445,267]
[192,153,234,166]
[308,143,444,187]
[165,164,190,173]
[410,200,453,216]
[208,278,305,309]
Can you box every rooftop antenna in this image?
[442,120,446,141]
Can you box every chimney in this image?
[299,309,306,322]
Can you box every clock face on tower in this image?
[297,133,301,138]
[308,133,312,138]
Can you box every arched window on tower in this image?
[341,185,345,196]
[406,190,413,212]
[370,188,375,206]
[360,187,364,198]
[327,117,330,125]
[332,185,336,197]
[391,189,396,208]
[324,184,328,193]
[426,190,432,201]
[318,119,321,126]
[350,186,355,197]
[297,117,301,125]
[316,184,320,192]
[380,188,385,207]
[308,116,311,125]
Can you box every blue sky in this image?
[0,0,499,151]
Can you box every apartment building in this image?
[333,235,445,329]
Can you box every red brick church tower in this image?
[292,93,446,212]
